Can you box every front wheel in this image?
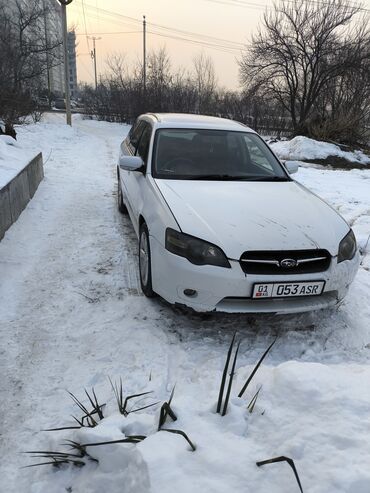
[139,223,156,298]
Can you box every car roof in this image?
[141,113,255,133]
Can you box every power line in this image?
[80,0,90,51]
[95,0,100,28]
[299,0,369,13]
[71,0,368,66]
[146,22,245,49]
[72,3,142,31]
[76,1,244,46]
[78,55,95,79]
[147,31,245,54]
[201,0,370,13]
[75,31,141,35]
[201,0,369,11]
[74,28,245,55]
[200,0,267,10]
[75,1,144,27]
[73,27,245,55]
[148,28,245,51]
[73,1,247,50]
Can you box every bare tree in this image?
[193,52,217,114]
[169,68,198,113]
[84,47,287,134]
[239,0,369,140]
[85,48,204,122]
[310,39,370,143]
[147,47,172,111]
[0,0,62,130]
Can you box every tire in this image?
[139,223,157,298]
[117,169,128,214]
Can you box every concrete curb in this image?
[0,153,44,240]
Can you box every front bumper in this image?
[150,236,360,314]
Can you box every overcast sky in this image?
[68,0,370,91]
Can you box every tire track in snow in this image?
[78,118,141,294]
[0,117,155,491]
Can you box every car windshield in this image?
[152,128,289,181]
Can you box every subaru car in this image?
[117,113,359,313]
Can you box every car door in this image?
[120,119,145,218]
[126,121,153,234]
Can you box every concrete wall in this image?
[0,153,44,240]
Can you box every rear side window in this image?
[128,120,145,154]
[136,122,152,163]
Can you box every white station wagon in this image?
[117,113,359,313]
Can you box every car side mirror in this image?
[119,155,144,172]
[283,160,299,174]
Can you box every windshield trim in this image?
[151,128,291,181]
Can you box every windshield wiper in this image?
[181,174,262,181]
[254,176,290,181]
[180,174,290,181]
[241,175,290,181]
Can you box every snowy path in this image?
[1,115,370,492]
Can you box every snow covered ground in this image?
[1,114,370,493]
[271,135,370,166]
[0,134,37,188]
[0,115,79,188]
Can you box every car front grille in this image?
[239,249,331,275]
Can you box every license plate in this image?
[252,281,325,299]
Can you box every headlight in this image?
[338,229,357,263]
[165,228,231,268]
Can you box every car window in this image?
[127,120,145,154]
[152,129,288,181]
[243,135,274,172]
[136,122,152,164]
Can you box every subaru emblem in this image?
[280,258,297,268]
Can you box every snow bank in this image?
[271,136,370,165]
[0,117,75,189]
[28,361,370,493]
[0,135,37,188]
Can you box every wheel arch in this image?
[138,215,157,297]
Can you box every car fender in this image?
[137,174,179,246]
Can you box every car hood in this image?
[155,179,349,258]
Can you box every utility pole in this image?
[42,0,51,108]
[143,15,146,100]
[58,0,73,126]
[89,36,101,90]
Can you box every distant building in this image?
[68,31,78,99]
[42,0,64,97]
